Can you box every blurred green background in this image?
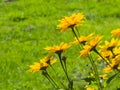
[0,0,120,89]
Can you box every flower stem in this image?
[50,65,67,89]
[88,54,102,90]
[42,70,60,89]
[71,27,82,50]
[93,49,112,68]
[58,53,70,82]
[58,53,73,90]
[75,27,80,37]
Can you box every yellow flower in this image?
[80,36,102,57]
[111,29,120,37]
[113,47,120,56]
[98,51,113,60]
[72,33,93,45]
[80,45,92,57]
[99,74,108,80]
[86,87,96,90]
[57,13,85,32]
[89,36,102,48]
[28,62,41,73]
[104,66,112,73]
[112,55,120,70]
[117,66,120,71]
[28,56,57,73]
[40,55,53,64]
[44,42,71,53]
[100,38,120,52]
[40,55,57,67]
[87,73,94,78]
[104,56,120,73]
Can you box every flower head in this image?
[104,55,120,73]
[28,56,57,73]
[100,38,120,52]
[111,29,120,37]
[89,36,102,48]
[44,42,71,54]
[28,62,41,72]
[80,36,102,57]
[72,33,93,45]
[57,13,85,32]
[99,51,113,60]
[86,87,96,90]
[99,74,108,80]
[80,45,92,57]
[104,66,112,73]
[113,47,120,56]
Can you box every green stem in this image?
[47,71,60,89]
[42,70,58,89]
[43,70,60,89]
[58,53,73,90]
[88,54,102,90]
[75,27,80,37]
[93,49,112,68]
[50,65,67,89]
[62,57,73,90]
[58,53,70,82]
[71,27,82,50]
[111,49,115,58]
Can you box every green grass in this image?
[0,0,120,90]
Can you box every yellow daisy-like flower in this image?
[57,13,85,32]
[28,56,57,73]
[86,87,96,90]
[72,33,93,45]
[117,66,120,71]
[80,36,102,57]
[29,62,41,72]
[100,38,120,52]
[111,29,120,37]
[40,55,53,64]
[99,74,108,80]
[44,42,71,53]
[80,45,92,57]
[98,51,113,61]
[89,36,102,48]
[113,47,120,56]
[104,66,112,73]
[104,56,120,73]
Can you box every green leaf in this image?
[105,73,120,90]
[106,73,118,84]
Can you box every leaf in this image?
[106,73,118,84]
[105,73,120,90]
[82,77,96,84]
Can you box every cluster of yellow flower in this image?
[100,38,120,73]
[28,13,120,90]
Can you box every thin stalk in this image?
[50,65,67,89]
[43,71,58,89]
[71,27,82,50]
[88,54,102,90]
[47,72,60,89]
[58,53,70,82]
[45,70,60,89]
[93,49,112,68]
[62,58,73,90]
[63,60,67,76]
[93,49,119,75]
[75,27,80,37]
[111,49,115,57]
